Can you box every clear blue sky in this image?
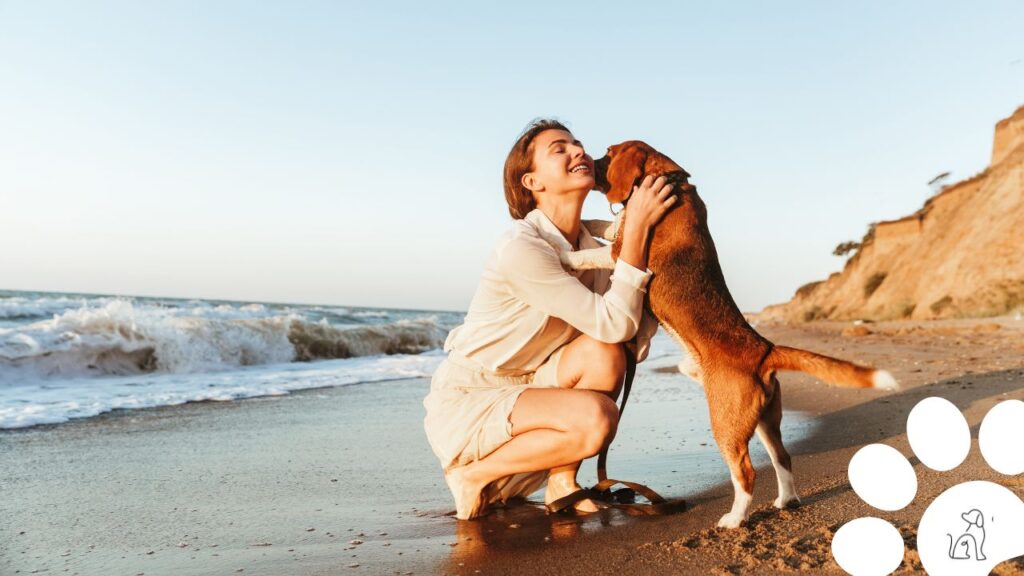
[1,1,1021,312]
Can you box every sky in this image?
[1,1,1022,312]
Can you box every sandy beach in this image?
[4,3,1023,575]
[3,318,1023,575]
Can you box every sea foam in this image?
[0,290,686,430]
[0,351,446,429]
[0,300,449,381]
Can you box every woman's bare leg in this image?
[545,336,626,511]
[447,387,618,519]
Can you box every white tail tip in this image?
[872,370,900,391]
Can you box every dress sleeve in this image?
[498,236,653,343]
[626,307,660,363]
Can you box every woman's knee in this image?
[568,337,626,391]
[571,393,619,455]
[604,341,627,377]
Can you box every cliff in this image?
[759,105,1024,322]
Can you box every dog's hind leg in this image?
[755,377,800,509]
[709,380,763,528]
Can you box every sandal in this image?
[592,478,687,516]
[544,487,604,514]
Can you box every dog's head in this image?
[593,140,690,204]
[961,509,984,528]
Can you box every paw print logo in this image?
[831,398,1024,576]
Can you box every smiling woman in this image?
[422,118,677,519]
[502,119,593,221]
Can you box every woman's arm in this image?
[499,235,652,344]
[498,176,675,344]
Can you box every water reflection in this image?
[441,499,639,573]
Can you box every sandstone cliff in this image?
[759,105,1024,322]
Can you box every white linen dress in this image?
[422,208,659,508]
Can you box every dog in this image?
[561,141,899,528]
[948,509,987,560]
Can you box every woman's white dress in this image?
[423,208,658,506]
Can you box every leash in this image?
[598,177,691,514]
[589,335,687,516]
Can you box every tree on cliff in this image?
[927,171,951,196]
[833,241,860,257]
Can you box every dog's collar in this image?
[610,170,689,215]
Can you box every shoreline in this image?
[2,318,1023,574]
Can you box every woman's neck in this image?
[537,198,585,251]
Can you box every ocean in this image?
[0,289,463,428]
[0,289,681,429]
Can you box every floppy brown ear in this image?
[605,146,648,204]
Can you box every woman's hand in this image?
[623,175,676,234]
[614,175,675,272]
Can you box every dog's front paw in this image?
[717,512,746,529]
[559,245,615,271]
[581,218,615,241]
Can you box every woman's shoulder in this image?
[490,219,556,270]
[498,218,550,251]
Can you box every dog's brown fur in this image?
[592,141,898,527]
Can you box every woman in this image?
[423,119,676,519]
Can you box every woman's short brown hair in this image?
[503,118,570,220]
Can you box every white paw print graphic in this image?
[831,397,1024,576]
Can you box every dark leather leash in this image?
[546,222,689,516]
[543,338,686,516]
[588,341,688,515]
[600,181,692,514]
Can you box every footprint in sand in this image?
[830,397,1024,576]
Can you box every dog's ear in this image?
[963,509,983,526]
[605,145,648,204]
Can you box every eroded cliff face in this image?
[759,105,1024,323]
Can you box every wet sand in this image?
[2,318,1023,575]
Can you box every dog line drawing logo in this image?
[947,508,987,561]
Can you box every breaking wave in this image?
[0,300,450,381]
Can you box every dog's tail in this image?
[762,346,899,390]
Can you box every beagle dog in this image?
[563,141,899,528]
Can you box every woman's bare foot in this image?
[544,475,603,513]
[445,465,491,520]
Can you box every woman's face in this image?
[522,129,595,195]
